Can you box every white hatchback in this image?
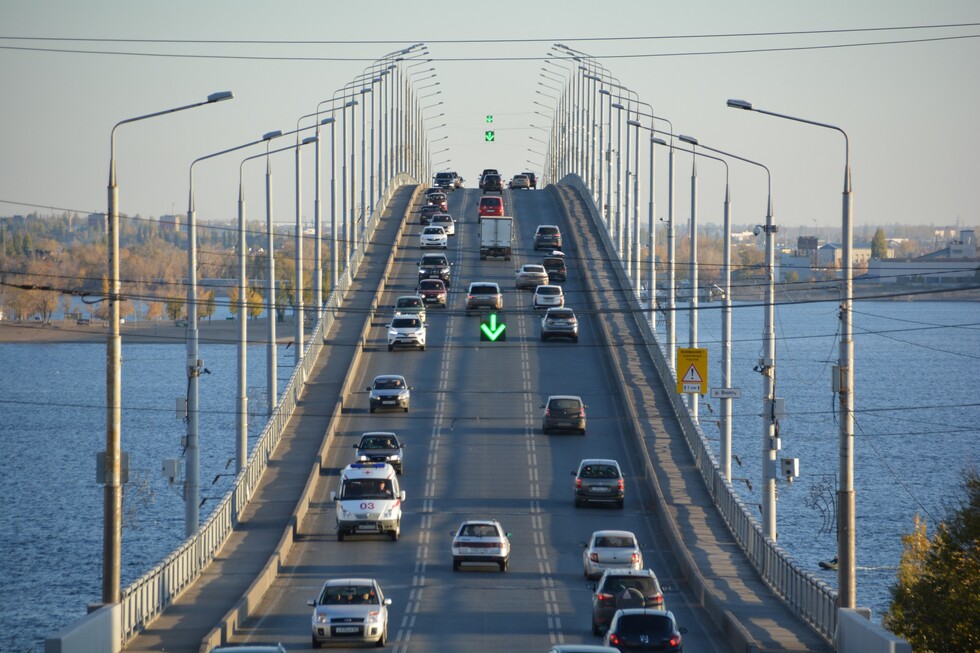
[583,529,643,579]
[533,284,564,309]
[419,225,448,249]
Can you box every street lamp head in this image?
[727,99,753,111]
[627,119,641,127]
[599,88,611,96]
[262,130,283,141]
[320,117,335,126]
[302,136,318,145]
[207,91,235,103]
[678,134,699,146]
[611,102,624,110]
[652,137,668,146]
[345,100,357,108]
[360,87,373,94]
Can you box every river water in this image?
[1,300,977,651]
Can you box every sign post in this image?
[676,347,708,395]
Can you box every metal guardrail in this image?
[561,174,838,643]
[117,174,415,643]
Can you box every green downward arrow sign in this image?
[480,313,506,341]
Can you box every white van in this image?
[331,463,404,541]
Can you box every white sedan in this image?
[420,225,448,249]
[583,530,643,579]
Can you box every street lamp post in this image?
[728,98,856,607]
[103,90,232,603]
[679,135,774,500]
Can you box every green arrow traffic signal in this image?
[484,130,495,142]
[480,313,506,341]
[486,115,493,123]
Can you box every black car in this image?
[590,569,666,635]
[604,609,686,651]
[418,252,452,287]
[419,204,441,225]
[522,171,538,189]
[434,171,456,191]
[542,253,567,281]
[353,432,404,474]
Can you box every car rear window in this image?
[538,226,559,235]
[615,614,673,638]
[581,464,618,479]
[548,309,574,319]
[538,287,560,295]
[471,284,499,294]
[601,576,658,594]
[551,398,581,410]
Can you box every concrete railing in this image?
[556,174,839,644]
[107,174,416,646]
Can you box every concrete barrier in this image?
[836,609,911,653]
[45,603,121,653]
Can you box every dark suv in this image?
[482,174,504,194]
[522,171,538,189]
[590,568,666,635]
[534,225,562,250]
[434,171,456,191]
[541,253,567,281]
[418,252,452,287]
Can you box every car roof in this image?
[535,285,562,291]
[360,431,397,438]
[469,281,500,289]
[322,577,380,588]
[599,568,659,579]
[590,529,637,539]
[459,518,502,527]
[545,307,574,314]
[549,394,584,401]
[374,374,406,382]
[612,608,674,619]
[537,224,559,230]
[547,647,620,653]
[522,264,546,271]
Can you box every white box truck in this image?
[479,216,513,260]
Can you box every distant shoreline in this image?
[0,318,296,345]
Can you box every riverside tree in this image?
[883,467,980,652]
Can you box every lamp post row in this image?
[102,43,443,604]
[544,46,857,609]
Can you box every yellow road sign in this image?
[676,347,708,395]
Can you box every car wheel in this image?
[376,625,387,647]
[453,558,461,571]
[579,428,586,436]
[499,559,508,572]
[337,530,345,542]
[574,498,585,508]
[420,345,425,351]
[592,619,601,636]
[390,527,399,542]
[403,406,409,413]
[617,499,625,510]
[387,345,393,352]
[313,635,322,649]
[541,334,547,342]
[370,406,376,414]
[573,336,579,343]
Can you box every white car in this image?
[452,519,511,572]
[533,284,564,309]
[431,213,455,236]
[307,577,391,647]
[583,530,643,579]
[419,225,448,249]
[387,316,426,351]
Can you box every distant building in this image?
[87,212,107,233]
[159,214,183,235]
[866,229,978,284]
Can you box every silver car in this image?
[307,577,391,648]
[541,307,578,343]
[532,284,564,309]
[353,431,404,474]
[516,264,549,290]
[572,458,624,508]
[452,519,511,572]
[582,529,643,579]
[367,375,412,413]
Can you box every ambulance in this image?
[331,463,404,541]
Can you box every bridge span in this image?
[54,180,835,653]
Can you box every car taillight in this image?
[617,479,624,491]
[589,553,599,563]
[467,294,474,301]
[544,407,551,417]
[578,407,586,417]
[649,592,663,605]
[596,592,613,602]
[608,634,621,646]
[575,478,583,490]
[669,634,681,647]
[631,552,640,564]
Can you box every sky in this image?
[1,0,978,234]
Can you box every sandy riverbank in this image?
[0,318,295,345]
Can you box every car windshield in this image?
[391,318,420,328]
[361,436,397,449]
[397,298,422,308]
[615,614,673,638]
[423,227,444,234]
[419,281,443,290]
[601,576,658,595]
[376,378,404,390]
[594,535,637,548]
[460,523,499,537]
[321,585,379,605]
[434,215,452,222]
[342,479,394,500]
[422,257,447,266]
[581,464,618,479]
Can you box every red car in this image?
[417,279,448,307]
[478,196,504,223]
